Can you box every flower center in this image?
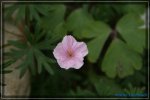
[67,48,74,57]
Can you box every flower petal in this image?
[57,58,74,69]
[53,43,67,60]
[74,42,88,57]
[62,35,77,51]
[72,57,84,69]
[57,57,83,69]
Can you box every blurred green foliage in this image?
[2,2,148,98]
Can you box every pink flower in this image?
[53,35,88,69]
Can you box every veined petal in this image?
[74,42,88,57]
[53,43,67,60]
[72,57,84,69]
[57,58,75,69]
[62,35,77,50]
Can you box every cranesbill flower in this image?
[53,35,88,69]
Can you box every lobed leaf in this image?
[83,21,111,63]
[101,38,142,78]
[117,13,146,53]
[66,8,94,38]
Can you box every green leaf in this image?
[4,4,52,24]
[34,25,46,42]
[121,68,146,86]
[90,4,118,23]
[34,51,42,74]
[93,77,122,96]
[2,59,16,68]
[101,38,142,78]
[39,5,66,32]
[34,39,54,50]
[4,4,18,20]
[34,49,54,75]
[117,13,146,53]
[15,5,26,22]
[44,63,54,75]
[29,5,40,21]
[8,48,27,60]
[18,59,29,78]
[34,5,51,16]
[123,84,145,95]
[28,4,53,21]
[5,25,56,77]
[52,22,67,41]
[24,26,34,43]
[82,21,111,38]
[28,50,36,75]
[123,4,146,15]
[83,21,111,62]
[88,70,122,96]
[37,52,46,74]
[66,8,94,38]
[8,40,27,49]
[68,87,96,97]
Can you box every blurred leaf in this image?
[93,77,122,96]
[8,40,27,49]
[1,60,13,74]
[5,4,25,22]
[66,8,94,38]
[28,4,54,21]
[44,62,54,75]
[82,21,111,63]
[117,13,146,53]
[29,5,40,21]
[16,5,26,22]
[24,26,34,43]
[34,39,55,50]
[121,68,146,87]
[52,22,67,41]
[19,58,30,78]
[81,21,110,38]
[8,48,27,60]
[2,59,15,68]
[5,25,56,77]
[16,47,55,78]
[88,70,122,96]
[102,38,142,78]
[34,24,45,41]
[34,49,54,75]
[68,87,96,97]
[90,4,118,23]
[4,4,52,23]
[28,50,36,75]
[39,5,66,32]
[123,84,146,96]
[4,4,18,19]
[0,60,13,86]
[122,4,146,15]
